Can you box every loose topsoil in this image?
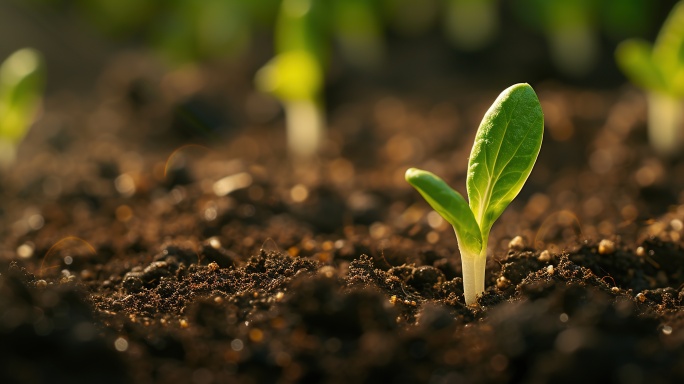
[3,51,684,384]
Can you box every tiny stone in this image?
[636,293,646,302]
[538,250,551,262]
[496,276,510,289]
[508,236,526,251]
[611,286,619,293]
[208,262,219,272]
[35,279,47,289]
[180,319,189,328]
[275,292,285,301]
[546,265,555,275]
[636,246,646,257]
[598,239,615,255]
[214,296,223,304]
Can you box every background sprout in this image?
[332,0,385,70]
[256,0,326,159]
[517,0,599,77]
[616,1,684,157]
[443,0,499,51]
[406,83,543,305]
[0,47,45,167]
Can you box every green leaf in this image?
[653,1,684,79]
[0,48,45,142]
[466,83,543,238]
[615,39,667,93]
[405,168,482,255]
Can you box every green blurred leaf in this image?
[654,1,684,79]
[0,48,45,142]
[616,39,666,93]
[255,50,322,101]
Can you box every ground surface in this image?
[2,52,684,384]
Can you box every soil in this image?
[3,47,684,384]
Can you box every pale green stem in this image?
[459,247,487,306]
[283,98,325,158]
[646,92,684,157]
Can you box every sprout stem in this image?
[284,99,324,158]
[647,92,684,157]
[460,248,487,305]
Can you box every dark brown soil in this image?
[3,54,684,384]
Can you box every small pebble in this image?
[546,265,555,275]
[496,276,510,289]
[538,250,551,262]
[598,239,615,255]
[636,293,646,303]
[208,262,219,272]
[508,236,526,251]
[611,286,620,293]
[636,246,646,257]
[35,279,47,289]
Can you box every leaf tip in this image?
[405,167,421,182]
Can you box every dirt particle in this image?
[662,325,673,335]
[35,279,47,289]
[180,319,189,328]
[249,328,264,343]
[490,354,508,372]
[318,265,336,278]
[275,292,285,301]
[546,265,555,275]
[496,276,510,289]
[114,337,129,352]
[115,205,133,222]
[390,295,398,305]
[207,262,219,271]
[17,243,34,259]
[598,239,615,254]
[611,286,620,293]
[636,293,646,302]
[508,236,526,251]
[538,250,551,262]
[636,246,646,257]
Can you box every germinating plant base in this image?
[406,83,544,305]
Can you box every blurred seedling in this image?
[443,0,499,51]
[616,1,684,157]
[255,0,325,159]
[0,48,45,167]
[406,83,543,305]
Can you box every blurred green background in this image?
[1,0,680,94]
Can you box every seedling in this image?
[255,0,325,159]
[406,83,543,305]
[0,48,45,167]
[615,1,684,157]
[443,0,499,51]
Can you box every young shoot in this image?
[255,0,325,159]
[615,1,684,157]
[444,0,499,51]
[0,48,45,167]
[406,83,543,305]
